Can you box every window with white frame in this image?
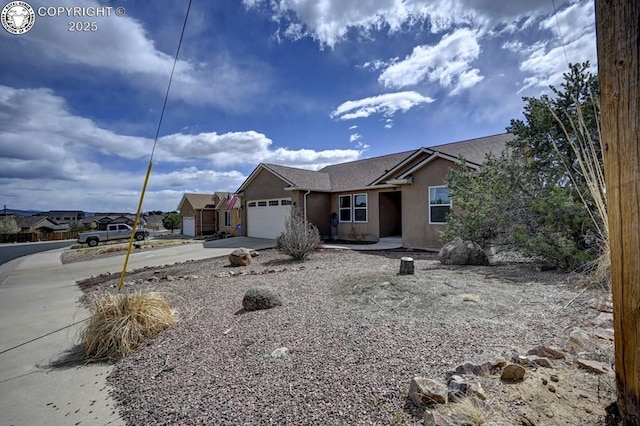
[429,186,451,224]
[353,193,368,223]
[224,211,231,227]
[339,195,351,222]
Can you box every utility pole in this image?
[595,0,640,423]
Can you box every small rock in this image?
[409,377,448,407]
[592,328,615,341]
[550,374,559,382]
[480,423,513,426]
[590,299,613,313]
[576,359,614,376]
[524,355,552,368]
[542,378,548,385]
[265,347,289,359]
[527,345,565,360]
[242,287,283,311]
[548,385,556,393]
[423,410,452,426]
[500,364,526,383]
[585,312,614,329]
[165,275,176,281]
[564,328,600,354]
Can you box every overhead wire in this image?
[117,0,193,291]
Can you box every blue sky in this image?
[0,0,596,213]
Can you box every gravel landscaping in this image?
[76,248,615,425]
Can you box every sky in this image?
[0,0,597,213]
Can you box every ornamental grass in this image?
[80,291,174,361]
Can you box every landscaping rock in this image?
[576,359,614,376]
[447,375,486,401]
[229,248,253,266]
[564,328,601,354]
[438,237,489,266]
[242,287,283,311]
[423,410,452,426]
[409,377,448,407]
[500,364,526,382]
[527,345,565,360]
[264,347,289,359]
[590,299,613,313]
[585,312,614,329]
[520,355,552,368]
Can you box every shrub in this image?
[276,208,321,261]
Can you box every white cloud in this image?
[243,0,553,48]
[349,125,358,130]
[349,133,362,143]
[330,91,434,121]
[0,85,361,211]
[514,0,596,92]
[378,28,484,95]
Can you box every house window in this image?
[224,211,231,227]
[269,200,279,206]
[339,195,351,222]
[353,193,368,223]
[429,186,451,224]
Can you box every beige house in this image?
[177,192,242,237]
[235,133,512,249]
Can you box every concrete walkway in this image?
[0,240,274,426]
[320,236,404,251]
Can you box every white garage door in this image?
[247,198,292,239]
[182,216,195,237]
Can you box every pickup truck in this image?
[78,223,149,247]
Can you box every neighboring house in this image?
[10,216,69,242]
[214,192,242,236]
[177,193,218,237]
[176,192,243,237]
[235,133,512,249]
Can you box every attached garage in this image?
[246,198,292,239]
[182,216,195,237]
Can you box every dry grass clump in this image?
[80,291,175,360]
[447,397,494,425]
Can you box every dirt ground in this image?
[76,248,616,425]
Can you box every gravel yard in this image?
[77,248,615,425]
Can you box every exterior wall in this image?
[241,169,291,237]
[401,157,459,249]
[329,189,387,242]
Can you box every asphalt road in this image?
[0,240,76,266]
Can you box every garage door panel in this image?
[182,217,195,237]
[247,199,291,239]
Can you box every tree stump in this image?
[399,257,414,275]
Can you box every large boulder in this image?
[229,248,252,266]
[242,287,283,311]
[438,238,489,266]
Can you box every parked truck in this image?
[78,223,149,247]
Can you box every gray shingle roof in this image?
[263,164,332,191]
[181,193,216,210]
[248,133,511,192]
[429,133,513,165]
[319,150,417,190]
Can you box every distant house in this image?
[35,210,85,225]
[176,192,242,237]
[235,133,512,249]
[177,194,218,237]
[81,214,147,231]
[9,216,69,242]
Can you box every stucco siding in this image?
[401,157,458,249]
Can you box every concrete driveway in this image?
[0,239,274,426]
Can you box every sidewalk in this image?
[0,242,260,426]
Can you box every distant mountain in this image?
[1,209,41,216]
